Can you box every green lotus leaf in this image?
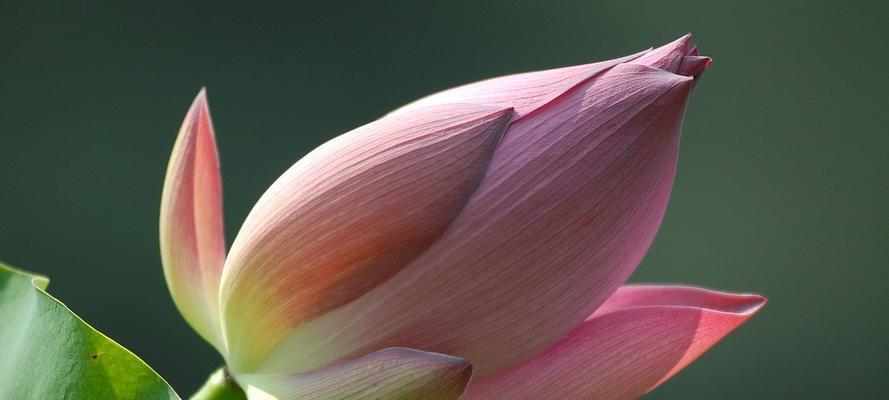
[0,261,179,399]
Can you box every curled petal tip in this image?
[592,284,766,319]
[734,292,767,315]
[670,33,694,54]
[189,88,209,117]
[678,56,713,79]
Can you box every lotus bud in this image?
[161,34,762,399]
[257,34,709,377]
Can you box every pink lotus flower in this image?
[161,34,764,399]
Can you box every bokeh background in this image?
[2,1,887,398]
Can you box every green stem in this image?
[189,367,247,400]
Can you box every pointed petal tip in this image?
[592,284,766,320]
[643,34,694,60]
[632,33,710,76]
[191,88,210,116]
[663,33,694,53]
[737,292,767,315]
[685,289,766,318]
[678,56,713,78]
[676,33,693,48]
[654,284,768,316]
[680,286,767,316]
[182,87,220,149]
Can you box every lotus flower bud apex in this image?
[161,34,762,400]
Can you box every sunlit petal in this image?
[462,285,766,400]
[159,89,226,349]
[220,104,513,371]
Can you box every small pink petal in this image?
[220,104,513,371]
[677,56,713,79]
[264,62,697,377]
[462,285,766,400]
[159,89,226,349]
[393,50,649,119]
[239,348,472,400]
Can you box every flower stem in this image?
[189,367,247,400]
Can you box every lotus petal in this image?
[461,285,765,400]
[159,89,226,349]
[220,104,513,370]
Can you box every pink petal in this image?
[677,56,713,79]
[219,104,513,371]
[263,60,698,377]
[239,348,472,400]
[461,285,766,400]
[159,89,226,349]
[393,50,649,119]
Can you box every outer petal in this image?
[462,285,766,400]
[239,348,472,400]
[220,104,513,371]
[264,55,701,375]
[159,89,226,349]
[393,50,649,119]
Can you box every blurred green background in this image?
[1,1,886,398]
